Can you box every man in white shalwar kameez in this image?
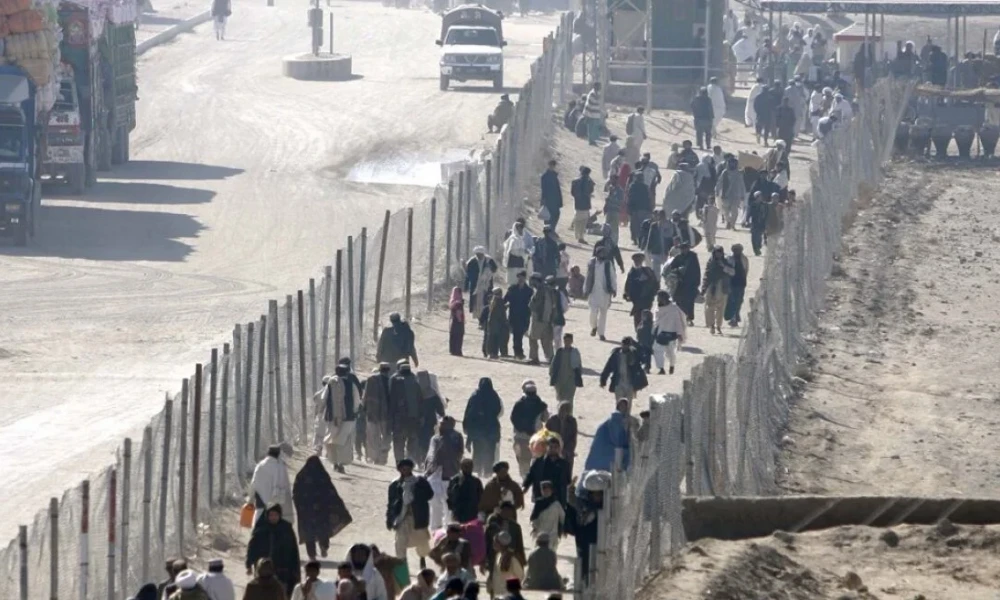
[318,364,362,473]
[706,78,726,135]
[503,220,534,282]
[584,246,618,340]
[745,77,765,128]
[783,78,808,137]
[250,444,295,525]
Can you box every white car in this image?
[437,6,506,91]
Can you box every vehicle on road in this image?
[436,5,506,91]
[0,66,42,247]
[41,1,138,194]
[41,70,86,194]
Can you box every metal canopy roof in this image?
[758,0,1000,15]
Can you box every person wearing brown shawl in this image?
[370,545,408,600]
[292,456,353,561]
[481,287,511,359]
[243,558,288,600]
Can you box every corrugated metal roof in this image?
[758,0,1000,15]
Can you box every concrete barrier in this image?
[681,495,1000,542]
[282,53,354,81]
[137,10,213,56]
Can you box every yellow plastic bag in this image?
[528,427,562,458]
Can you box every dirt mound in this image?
[641,523,1000,599]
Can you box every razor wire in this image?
[581,77,916,600]
[0,11,575,599]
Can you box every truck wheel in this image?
[493,73,503,89]
[440,75,449,91]
[68,164,86,195]
[97,126,112,171]
[111,128,124,165]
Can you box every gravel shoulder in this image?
[779,162,1000,498]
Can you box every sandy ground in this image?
[170,89,819,596]
[136,0,207,45]
[639,522,1000,600]
[779,162,1000,498]
[0,0,559,535]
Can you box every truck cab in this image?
[0,67,39,246]
[436,5,506,91]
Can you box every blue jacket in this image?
[584,412,630,471]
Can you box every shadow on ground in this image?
[100,160,244,181]
[0,204,204,261]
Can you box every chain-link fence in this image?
[578,77,916,599]
[0,12,575,599]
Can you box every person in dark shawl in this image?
[292,456,353,560]
[481,287,510,359]
[376,312,419,367]
[623,252,659,328]
[449,287,465,356]
[504,272,533,361]
[246,503,301,596]
[662,241,701,325]
[523,533,563,591]
[462,378,504,477]
[447,457,484,524]
[415,370,447,464]
[243,558,288,600]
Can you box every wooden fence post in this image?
[120,438,131,593]
[309,278,318,392]
[49,497,58,600]
[191,365,203,525]
[107,467,116,600]
[483,158,493,248]
[285,296,295,436]
[456,172,464,265]
[405,207,413,320]
[178,380,188,555]
[232,326,244,482]
[428,197,436,311]
[269,300,284,443]
[157,398,172,566]
[242,322,254,452]
[141,425,152,585]
[208,349,218,506]
[335,250,343,362]
[80,480,90,600]
[359,228,367,349]
[373,210,391,342]
[219,345,230,503]
[18,525,26,600]
[254,316,267,460]
[446,180,454,286]
[297,291,308,437]
[464,165,472,257]
[347,237,356,364]
[321,266,332,380]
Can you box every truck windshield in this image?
[0,125,22,160]
[445,28,499,46]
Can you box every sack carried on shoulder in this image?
[239,502,255,528]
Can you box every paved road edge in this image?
[137,10,213,55]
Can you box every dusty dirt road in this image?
[780,162,1000,498]
[0,0,559,534]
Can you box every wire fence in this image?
[577,77,917,599]
[0,11,575,600]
